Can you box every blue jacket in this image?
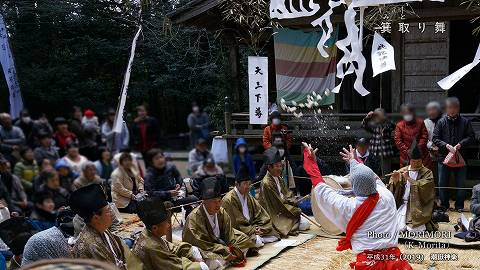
[144,163,182,201]
[232,138,256,180]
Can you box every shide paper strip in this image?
[437,43,480,90]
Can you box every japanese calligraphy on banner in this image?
[371,32,396,77]
[0,14,23,118]
[437,43,480,90]
[248,56,268,125]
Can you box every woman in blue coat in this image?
[232,138,256,181]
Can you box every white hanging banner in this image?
[437,43,480,90]
[248,56,268,125]
[371,32,396,77]
[113,25,142,133]
[0,14,23,118]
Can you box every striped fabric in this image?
[273,27,338,106]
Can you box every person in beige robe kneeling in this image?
[259,147,310,237]
[133,197,221,270]
[182,177,256,267]
[222,164,279,247]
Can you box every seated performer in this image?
[222,164,279,247]
[70,184,142,270]
[302,142,412,270]
[259,147,310,237]
[0,217,37,270]
[182,177,256,267]
[133,197,216,270]
[388,141,436,232]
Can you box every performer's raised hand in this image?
[302,142,318,159]
[340,144,355,162]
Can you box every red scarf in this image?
[337,192,380,251]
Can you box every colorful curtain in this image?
[274,27,338,106]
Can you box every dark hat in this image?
[235,164,251,183]
[56,207,76,237]
[69,184,108,220]
[270,111,281,120]
[408,139,422,160]
[0,217,36,255]
[137,198,170,227]
[200,177,223,200]
[263,147,282,165]
[356,137,369,146]
[53,117,67,125]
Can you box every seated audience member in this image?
[32,159,53,192]
[14,109,34,147]
[36,170,69,209]
[183,177,256,267]
[29,191,57,230]
[345,138,381,176]
[54,159,75,192]
[472,183,480,218]
[193,158,227,196]
[52,117,76,156]
[101,108,130,154]
[0,217,37,270]
[0,113,26,164]
[222,165,279,247]
[31,113,54,143]
[133,197,217,270]
[62,142,88,175]
[232,138,256,180]
[70,184,142,269]
[0,155,28,214]
[22,208,75,266]
[259,147,310,237]
[94,147,115,181]
[33,132,59,165]
[145,149,198,216]
[72,162,105,192]
[111,152,144,213]
[262,111,292,150]
[395,103,431,169]
[13,147,39,194]
[113,149,143,176]
[294,152,331,197]
[388,141,436,232]
[188,138,213,174]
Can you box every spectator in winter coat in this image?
[0,154,29,214]
[53,117,77,156]
[54,159,76,192]
[471,184,480,217]
[187,138,213,174]
[187,103,210,148]
[232,138,256,181]
[30,191,57,231]
[433,97,475,211]
[14,109,34,147]
[94,147,115,181]
[262,111,292,150]
[144,149,198,216]
[394,104,431,169]
[0,113,25,164]
[62,142,88,176]
[13,147,39,195]
[361,108,396,176]
[33,132,59,165]
[101,109,130,154]
[36,170,69,210]
[131,105,160,156]
[111,152,144,213]
[345,138,381,177]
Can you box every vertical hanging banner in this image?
[0,14,23,118]
[371,32,396,77]
[248,56,268,125]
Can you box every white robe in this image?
[312,179,399,254]
[396,168,426,232]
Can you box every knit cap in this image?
[349,160,378,197]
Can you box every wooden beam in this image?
[391,22,402,112]
[170,0,221,25]
[228,42,241,112]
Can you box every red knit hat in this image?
[84,109,95,118]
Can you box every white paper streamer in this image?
[437,43,480,90]
[113,26,142,133]
[311,0,345,58]
[270,0,320,19]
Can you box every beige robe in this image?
[73,225,142,270]
[132,229,203,270]
[222,189,278,238]
[182,205,255,261]
[259,171,301,237]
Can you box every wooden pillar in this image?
[228,43,241,112]
[391,24,402,112]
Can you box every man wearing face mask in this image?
[262,111,292,150]
[394,104,431,170]
[433,97,475,211]
[259,147,310,237]
[388,140,436,232]
[232,138,256,181]
[187,102,210,149]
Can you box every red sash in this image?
[337,193,380,251]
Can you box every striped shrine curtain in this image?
[273,27,338,106]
